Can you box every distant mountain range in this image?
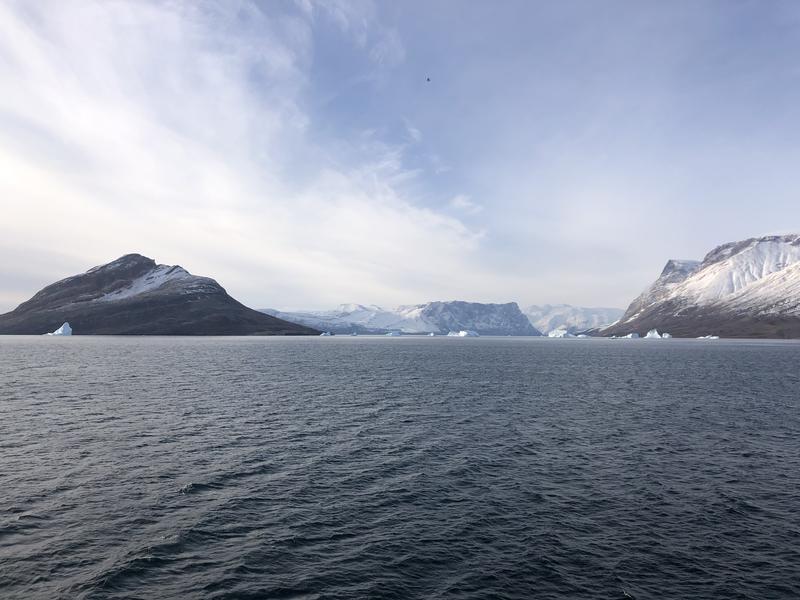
[602,234,800,338]
[0,254,317,335]
[523,304,623,334]
[262,302,542,336]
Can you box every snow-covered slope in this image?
[604,234,800,338]
[524,304,623,334]
[263,301,542,335]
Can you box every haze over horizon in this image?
[2,0,800,313]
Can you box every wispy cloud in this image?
[403,119,422,143]
[449,194,482,215]
[0,0,485,311]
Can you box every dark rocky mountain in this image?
[0,254,318,335]
[602,235,800,338]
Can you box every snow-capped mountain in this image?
[524,304,623,334]
[0,254,317,335]
[262,301,542,335]
[603,234,800,338]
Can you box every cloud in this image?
[312,0,404,67]
[368,28,405,67]
[404,119,422,143]
[0,0,485,312]
[449,194,483,215]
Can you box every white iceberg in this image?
[623,333,640,339]
[428,332,435,336]
[661,332,672,339]
[319,331,333,336]
[697,335,720,340]
[385,331,402,336]
[45,322,72,336]
[447,330,479,337]
[548,328,575,338]
[645,329,662,339]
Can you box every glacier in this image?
[525,304,623,334]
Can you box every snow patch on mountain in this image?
[96,265,194,302]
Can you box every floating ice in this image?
[645,329,662,339]
[428,332,435,336]
[696,335,720,340]
[385,331,402,336]
[661,332,672,339]
[45,322,72,336]
[623,333,640,339]
[447,330,479,337]
[548,328,575,338]
[319,331,333,336]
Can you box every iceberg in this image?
[661,332,672,339]
[447,330,479,337]
[697,335,720,340]
[623,333,640,339]
[428,332,435,336]
[645,329,662,339]
[319,331,333,336]
[45,322,72,336]
[385,331,402,336]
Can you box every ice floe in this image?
[45,322,72,336]
[548,328,575,338]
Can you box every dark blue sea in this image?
[1,336,799,599]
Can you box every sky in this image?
[2,0,800,313]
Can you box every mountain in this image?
[602,234,800,338]
[524,304,623,334]
[0,254,318,335]
[262,301,542,335]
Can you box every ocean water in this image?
[1,336,799,599]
